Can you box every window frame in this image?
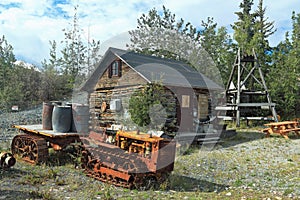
[108,60,122,78]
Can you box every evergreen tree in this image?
[269,12,300,119]
[232,0,256,54]
[128,6,229,84]
[253,0,276,54]
[128,6,200,61]
[42,5,101,100]
[252,0,276,76]
[13,62,42,108]
[60,5,87,89]
[200,17,236,85]
[0,35,17,110]
[290,12,300,71]
[86,39,101,76]
[0,35,16,90]
[41,40,67,101]
[286,12,300,117]
[232,0,276,57]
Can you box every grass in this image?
[0,130,299,199]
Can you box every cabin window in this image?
[108,60,122,78]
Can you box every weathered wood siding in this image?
[89,86,143,132]
[88,58,211,133]
[94,60,147,90]
[89,86,179,132]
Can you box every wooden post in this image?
[236,49,241,127]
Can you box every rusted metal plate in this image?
[13,124,79,138]
[116,130,164,143]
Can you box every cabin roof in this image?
[81,47,223,92]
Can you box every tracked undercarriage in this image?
[80,130,176,189]
[11,125,176,189]
[11,134,49,164]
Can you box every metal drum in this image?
[42,102,54,130]
[71,104,89,134]
[52,105,72,133]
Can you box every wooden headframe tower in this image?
[216,48,278,126]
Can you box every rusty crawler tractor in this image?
[80,130,176,189]
[11,124,176,189]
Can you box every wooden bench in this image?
[279,128,300,134]
[262,128,271,132]
[263,121,300,139]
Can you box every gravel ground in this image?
[175,132,300,198]
[0,107,42,148]
[0,109,299,199]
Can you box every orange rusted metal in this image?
[81,129,176,189]
[11,123,177,189]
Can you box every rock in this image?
[225,192,232,196]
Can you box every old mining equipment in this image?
[80,129,176,189]
[11,124,176,189]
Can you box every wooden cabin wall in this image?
[87,57,211,133]
[89,86,179,133]
[94,61,147,89]
[89,86,142,132]
[89,88,210,133]
[89,59,178,132]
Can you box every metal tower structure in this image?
[216,49,278,126]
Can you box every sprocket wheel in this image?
[11,135,49,164]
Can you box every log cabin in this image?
[80,47,222,135]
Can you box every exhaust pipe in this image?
[0,152,16,168]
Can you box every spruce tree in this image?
[252,0,276,70]
[128,6,200,60]
[60,5,87,89]
[232,0,256,54]
[128,6,232,84]
[0,35,17,110]
[0,35,16,91]
[287,12,300,117]
[42,5,101,100]
[269,12,300,118]
[200,17,236,85]
[233,0,275,56]
[41,40,66,101]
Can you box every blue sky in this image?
[0,0,299,65]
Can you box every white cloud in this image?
[161,0,239,27]
[256,0,299,45]
[164,0,300,46]
[0,0,299,65]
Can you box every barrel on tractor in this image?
[11,102,177,189]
